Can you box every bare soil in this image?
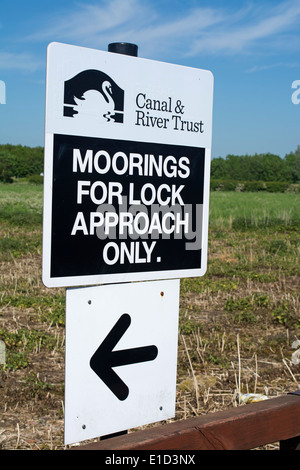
[1,250,299,450]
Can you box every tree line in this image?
[0,143,300,190]
[211,148,300,184]
[0,144,44,183]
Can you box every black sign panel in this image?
[50,133,205,279]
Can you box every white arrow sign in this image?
[64,279,180,445]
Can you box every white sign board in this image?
[64,279,180,445]
[43,42,213,288]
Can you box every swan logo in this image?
[63,69,124,123]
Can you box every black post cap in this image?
[108,42,138,57]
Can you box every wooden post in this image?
[72,393,300,450]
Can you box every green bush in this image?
[211,151,300,183]
[265,181,289,192]
[0,144,43,182]
[210,179,291,193]
[27,174,43,185]
[243,181,267,192]
[210,179,237,191]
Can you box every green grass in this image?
[0,182,299,449]
[0,182,43,227]
[209,191,300,230]
[1,182,300,381]
[0,233,41,260]
[1,182,299,230]
[0,182,43,260]
[178,190,300,378]
[0,292,66,326]
[0,182,64,369]
[0,328,60,370]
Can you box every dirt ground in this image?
[0,250,299,450]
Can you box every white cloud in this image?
[23,1,227,59]
[10,0,300,67]
[25,0,151,43]
[246,62,300,73]
[133,8,224,42]
[189,0,300,55]
[0,51,41,72]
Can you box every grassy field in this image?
[0,182,300,449]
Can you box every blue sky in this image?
[1,0,300,158]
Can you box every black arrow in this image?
[90,313,158,401]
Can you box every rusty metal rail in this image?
[73,392,300,450]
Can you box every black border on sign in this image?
[50,133,205,279]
